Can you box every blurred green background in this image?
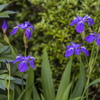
[0,0,100,98]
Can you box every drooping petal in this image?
[81,46,89,56]
[25,29,32,39]
[2,20,8,29]
[65,48,74,58]
[96,38,100,46]
[70,18,79,26]
[18,61,28,72]
[13,58,22,63]
[85,35,96,43]
[75,48,81,55]
[76,22,84,33]
[10,26,18,35]
[13,55,23,63]
[86,18,94,26]
[28,60,35,68]
[18,23,25,29]
[28,25,34,31]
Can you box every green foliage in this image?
[0,4,16,18]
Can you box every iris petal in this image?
[25,29,32,39]
[65,48,74,58]
[70,18,79,26]
[76,22,84,33]
[18,61,28,72]
[10,27,18,35]
[28,60,35,68]
[86,18,94,26]
[75,48,81,55]
[85,35,96,43]
[96,38,100,46]
[81,46,89,56]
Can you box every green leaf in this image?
[0,12,9,18]
[15,85,22,96]
[24,67,34,100]
[0,43,13,62]
[33,84,41,100]
[12,78,26,85]
[85,78,100,91]
[41,49,55,100]
[17,85,33,100]
[0,95,7,100]
[56,56,73,100]
[70,97,81,100]
[70,57,86,98]
[0,74,14,80]
[0,80,5,90]
[2,11,17,14]
[61,82,72,100]
[0,4,8,12]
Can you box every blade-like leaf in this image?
[85,78,100,91]
[61,82,72,100]
[0,80,5,90]
[70,97,81,100]
[41,49,55,100]
[70,57,86,98]
[3,11,17,14]
[24,67,34,100]
[56,56,73,100]
[0,4,8,12]
[0,12,9,18]
[33,84,41,100]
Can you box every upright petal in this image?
[25,29,32,39]
[10,26,18,35]
[85,35,96,43]
[18,61,28,72]
[76,22,84,33]
[96,38,100,46]
[71,42,81,48]
[65,48,74,58]
[81,46,89,56]
[75,48,81,55]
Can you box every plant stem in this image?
[6,63,11,100]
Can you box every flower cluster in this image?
[66,14,98,58]
[2,20,35,72]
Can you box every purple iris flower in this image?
[85,32,100,46]
[70,15,94,33]
[10,21,34,39]
[13,55,35,72]
[2,20,8,34]
[65,42,89,58]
